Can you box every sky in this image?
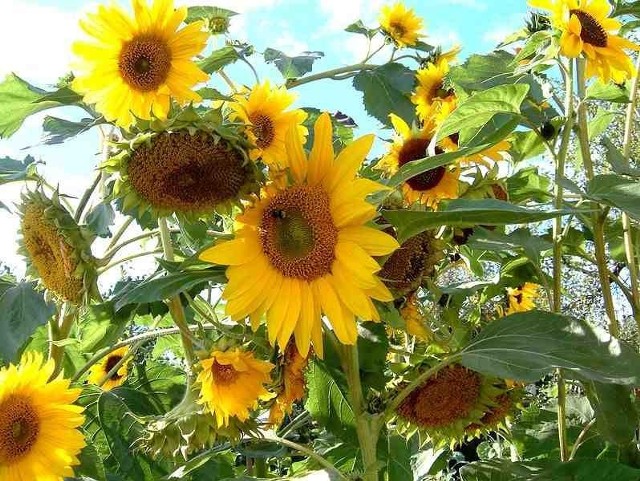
[0,0,531,279]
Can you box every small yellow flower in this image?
[197,349,274,428]
[529,0,640,82]
[412,49,460,124]
[379,2,424,48]
[269,343,309,427]
[506,282,540,314]
[400,294,433,340]
[88,346,131,391]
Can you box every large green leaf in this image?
[383,199,572,242]
[383,435,417,481]
[587,174,640,219]
[460,310,640,384]
[199,46,239,73]
[437,84,529,139]
[353,63,415,128]
[0,155,39,185]
[0,282,56,362]
[85,202,115,238]
[264,48,324,79]
[583,381,637,445]
[449,51,514,92]
[467,227,552,265]
[42,116,95,145]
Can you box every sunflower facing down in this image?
[506,282,540,314]
[379,2,424,48]
[200,113,399,357]
[197,349,274,428]
[269,343,310,427]
[229,81,308,169]
[529,0,640,82]
[72,0,209,127]
[377,114,460,208]
[88,347,131,391]
[0,352,86,481]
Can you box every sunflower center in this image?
[249,113,276,149]
[105,355,124,380]
[260,185,338,280]
[397,365,481,428]
[119,34,172,92]
[515,292,523,304]
[0,396,40,464]
[434,82,454,100]
[211,361,238,385]
[128,132,251,214]
[389,21,407,38]
[570,9,607,47]
[398,137,446,191]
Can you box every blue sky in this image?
[0,0,531,274]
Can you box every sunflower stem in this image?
[101,229,160,262]
[73,171,102,223]
[286,63,377,89]
[97,248,164,274]
[48,303,78,379]
[158,217,196,369]
[575,58,619,336]
[106,217,134,250]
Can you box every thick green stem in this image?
[48,303,77,378]
[98,248,163,274]
[576,59,619,336]
[106,217,134,250]
[74,172,101,222]
[286,64,377,89]
[101,229,160,262]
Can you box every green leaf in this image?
[305,360,358,446]
[113,268,226,311]
[85,202,115,238]
[353,63,415,128]
[613,0,640,18]
[460,310,640,384]
[0,155,39,185]
[199,46,239,73]
[383,199,572,242]
[357,322,389,391]
[0,74,80,138]
[42,116,94,145]
[0,282,56,362]
[76,443,107,481]
[384,435,417,481]
[185,5,237,24]
[345,20,377,38]
[583,381,637,445]
[196,87,233,101]
[586,80,630,102]
[264,48,324,79]
[437,84,529,140]
[507,167,553,203]
[602,136,640,176]
[587,174,640,220]
[449,51,514,92]
[467,227,552,265]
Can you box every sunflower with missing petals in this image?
[269,343,310,427]
[529,0,640,82]
[379,2,424,48]
[506,282,540,314]
[377,114,460,208]
[72,0,209,127]
[0,352,86,481]
[197,349,274,428]
[88,346,131,391]
[229,81,308,169]
[200,113,399,357]
[412,49,460,124]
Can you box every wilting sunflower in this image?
[106,118,259,219]
[200,113,398,356]
[412,50,460,124]
[400,294,433,340]
[380,230,444,297]
[197,349,274,428]
[72,0,209,127]
[379,2,424,48]
[396,364,501,445]
[465,388,520,438]
[269,343,310,427]
[529,0,640,82]
[18,191,97,304]
[228,81,308,169]
[377,114,460,208]
[506,282,540,314]
[0,352,85,481]
[88,346,131,391]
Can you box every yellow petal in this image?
[338,226,399,256]
[325,134,374,193]
[307,113,335,185]
[286,124,308,183]
[200,236,261,266]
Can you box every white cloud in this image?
[428,28,462,51]
[435,0,487,10]
[482,14,525,47]
[317,0,385,32]
[183,0,280,13]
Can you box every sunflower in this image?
[465,389,519,438]
[412,55,458,125]
[18,191,97,304]
[0,352,85,481]
[400,294,433,340]
[506,282,540,314]
[197,349,274,428]
[379,2,424,48]
[377,114,460,208]
[439,131,511,167]
[529,0,640,82]
[228,81,308,169]
[200,113,398,356]
[87,347,131,391]
[72,0,209,127]
[269,342,310,427]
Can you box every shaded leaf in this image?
[85,202,115,238]
[264,48,324,79]
[587,174,640,220]
[0,155,39,185]
[583,381,637,445]
[199,46,239,73]
[42,116,94,145]
[345,20,377,38]
[586,80,630,102]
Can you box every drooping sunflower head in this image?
[268,342,310,427]
[505,282,540,315]
[199,113,399,357]
[229,81,308,169]
[411,52,459,124]
[197,348,274,428]
[18,191,97,304]
[379,2,424,48]
[87,346,131,391]
[380,230,444,297]
[377,114,460,208]
[107,124,259,219]
[529,0,640,82]
[0,352,85,481]
[465,388,520,438]
[72,0,209,127]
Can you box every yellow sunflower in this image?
[229,81,308,169]
[0,352,85,481]
[197,349,274,428]
[506,282,540,314]
[379,2,424,48]
[269,343,309,427]
[72,0,209,127]
[377,114,460,208]
[87,346,131,391]
[439,133,511,167]
[200,113,399,357]
[529,0,640,82]
[412,55,458,124]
